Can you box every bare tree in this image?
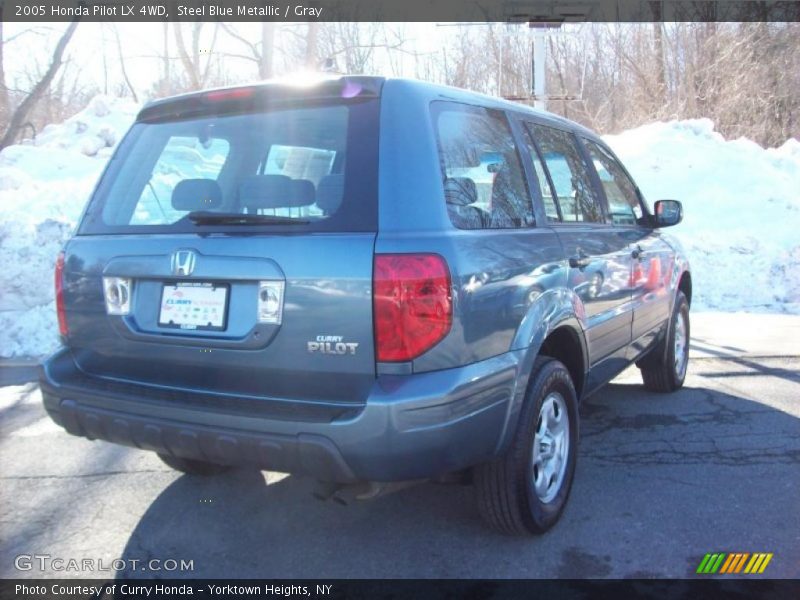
[172,23,220,91]
[534,22,800,145]
[1,20,797,150]
[112,24,138,102]
[220,23,275,79]
[305,23,319,68]
[650,3,667,99]
[260,22,275,78]
[0,19,51,125]
[0,21,79,150]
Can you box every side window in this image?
[129,136,229,225]
[527,124,603,224]
[583,139,644,226]
[520,126,561,222]
[433,102,534,229]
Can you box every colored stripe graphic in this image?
[751,554,766,573]
[698,552,772,575]
[734,553,750,573]
[698,553,727,574]
[745,554,760,573]
[758,554,773,573]
[720,554,736,574]
[696,554,712,574]
[710,553,726,573]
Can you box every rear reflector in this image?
[373,254,452,362]
[55,252,68,337]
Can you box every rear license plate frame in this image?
[158,281,230,331]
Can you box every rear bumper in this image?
[40,349,524,482]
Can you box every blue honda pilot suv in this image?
[41,76,691,535]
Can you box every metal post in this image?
[532,31,547,111]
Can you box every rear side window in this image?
[527,123,603,224]
[80,100,379,234]
[432,102,534,229]
[583,139,644,226]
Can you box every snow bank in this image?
[604,118,800,315]
[0,96,139,357]
[0,102,798,357]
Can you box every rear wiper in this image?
[186,211,309,225]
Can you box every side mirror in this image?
[653,199,683,228]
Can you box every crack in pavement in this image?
[583,446,800,466]
[1,469,174,481]
[582,393,772,439]
[580,368,800,467]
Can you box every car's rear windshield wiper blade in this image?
[186,211,309,225]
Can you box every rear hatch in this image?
[61,78,382,413]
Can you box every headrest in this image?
[171,179,223,211]
[239,175,315,209]
[444,177,478,207]
[316,174,344,215]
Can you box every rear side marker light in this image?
[374,254,452,362]
[103,277,132,315]
[258,281,285,324]
[55,252,68,337]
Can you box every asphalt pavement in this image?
[1,312,798,579]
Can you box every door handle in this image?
[631,245,645,260]
[569,253,591,269]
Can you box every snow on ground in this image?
[0,100,798,357]
[604,119,800,316]
[0,96,139,358]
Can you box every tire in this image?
[638,290,690,393]
[475,357,580,535]
[157,453,232,476]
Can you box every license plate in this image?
[158,282,229,331]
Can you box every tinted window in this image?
[80,100,379,234]
[520,126,560,222]
[433,102,534,229]
[527,124,603,223]
[129,136,229,225]
[583,139,644,226]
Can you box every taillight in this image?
[373,254,452,362]
[55,252,68,337]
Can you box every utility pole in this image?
[436,20,570,110]
[530,22,564,111]
[531,28,548,110]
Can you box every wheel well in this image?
[539,326,585,399]
[678,271,692,306]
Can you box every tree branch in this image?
[0,21,79,149]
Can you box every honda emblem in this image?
[171,250,197,276]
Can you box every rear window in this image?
[79,99,379,234]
